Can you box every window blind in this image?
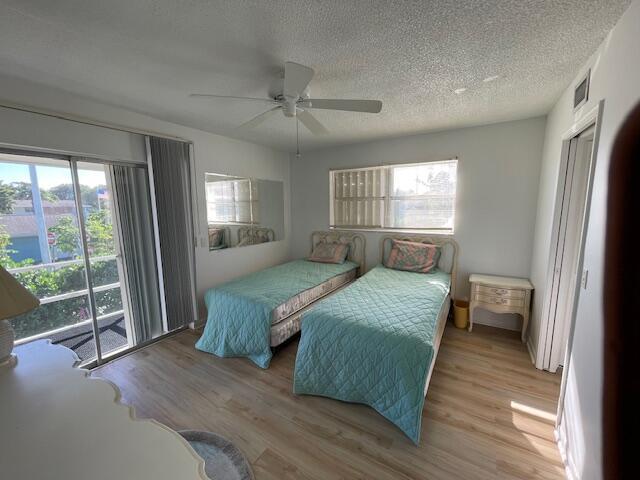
[206,178,259,224]
[331,167,385,228]
[330,160,457,232]
[148,137,197,330]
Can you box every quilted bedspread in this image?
[195,259,358,368]
[293,265,450,443]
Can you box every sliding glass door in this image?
[1,150,166,366]
[73,160,132,361]
[1,152,99,361]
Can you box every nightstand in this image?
[469,274,533,342]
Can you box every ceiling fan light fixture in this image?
[282,100,297,117]
[189,61,382,141]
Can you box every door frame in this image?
[555,100,604,428]
[69,158,104,363]
[537,101,603,373]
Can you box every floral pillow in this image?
[384,239,440,273]
[255,231,271,243]
[308,242,349,264]
[238,230,272,247]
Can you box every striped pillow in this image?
[308,242,349,264]
[384,239,440,273]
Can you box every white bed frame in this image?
[269,231,366,346]
[379,235,459,397]
[237,226,275,244]
[311,230,366,275]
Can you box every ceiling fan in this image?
[190,62,382,142]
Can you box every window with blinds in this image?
[331,167,385,228]
[330,159,457,232]
[206,178,259,224]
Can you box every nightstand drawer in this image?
[474,293,524,308]
[474,284,525,299]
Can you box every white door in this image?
[544,126,595,372]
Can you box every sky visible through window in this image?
[0,161,105,188]
[391,162,457,196]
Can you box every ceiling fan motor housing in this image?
[282,96,298,117]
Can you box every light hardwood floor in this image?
[93,324,564,480]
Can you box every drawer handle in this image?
[494,298,508,305]
[492,288,509,295]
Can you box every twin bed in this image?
[196,231,458,443]
[196,232,365,367]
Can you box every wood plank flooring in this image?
[92,324,564,479]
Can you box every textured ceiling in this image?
[0,0,631,151]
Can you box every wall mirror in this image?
[205,173,284,250]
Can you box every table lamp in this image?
[0,264,40,366]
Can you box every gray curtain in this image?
[148,137,197,330]
[110,165,163,342]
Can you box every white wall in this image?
[529,1,640,478]
[0,74,291,320]
[290,117,546,330]
[0,106,146,163]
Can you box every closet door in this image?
[544,126,595,371]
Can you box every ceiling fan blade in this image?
[237,106,281,130]
[303,99,382,113]
[284,62,314,98]
[190,94,277,104]
[297,110,329,135]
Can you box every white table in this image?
[469,274,534,342]
[0,340,208,480]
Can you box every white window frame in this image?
[329,159,457,234]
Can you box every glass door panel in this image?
[75,161,131,360]
[0,152,97,362]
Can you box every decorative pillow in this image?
[308,242,349,264]
[255,231,270,243]
[208,228,224,248]
[384,239,440,273]
[238,231,270,247]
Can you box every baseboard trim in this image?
[526,335,537,366]
[189,318,207,330]
[555,426,579,480]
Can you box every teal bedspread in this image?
[195,259,358,368]
[293,265,450,443]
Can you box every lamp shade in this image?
[0,264,40,320]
